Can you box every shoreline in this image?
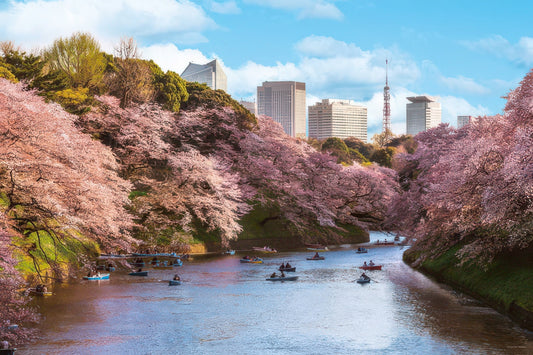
[403,246,533,331]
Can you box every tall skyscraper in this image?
[181,59,227,92]
[257,81,306,138]
[457,115,473,128]
[406,96,441,136]
[308,99,367,141]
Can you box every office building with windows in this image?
[406,96,441,135]
[457,115,473,128]
[308,99,367,141]
[181,59,227,92]
[257,81,306,138]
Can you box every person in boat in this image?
[270,272,277,278]
[357,247,361,252]
[363,261,368,267]
[314,252,320,258]
[173,274,180,281]
[137,268,143,272]
[280,263,285,269]
[243,255,250,260]
[285,262,291,268]
[369,260,375,266]
[280,271,285,277]
[361,272,369,280]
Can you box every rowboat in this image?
[240,258,263,264]
[83,273,110,280]
[168,280,182,286]
[279,266,296,272]
[223,250,236,255]
[307,256,325,260]
[28,288,52,296]
[266,276,298,281]
[359,265,382,271]
[355,248,368,254]
[128,271,148,276]
[356,276,371,284]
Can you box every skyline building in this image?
[406,96,441,136]
[257,81,307,138]
[457,115,473,128]
[239,100,257,115]
[308,99,367,141]
[181,59,227,92]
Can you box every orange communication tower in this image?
[383,59,391,135]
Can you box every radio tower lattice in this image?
[383,59,391,138]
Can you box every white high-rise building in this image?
[406,96,441,136]
[181,59,227,92]
[457,115,473,128]
[257,81,306,138]
[308,99,367,141]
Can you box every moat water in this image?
[21,232,533,354]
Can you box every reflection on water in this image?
[22,232,533,354]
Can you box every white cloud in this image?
[439,96,491,126]
[461,35,533,66]
[224,36,420,99]
[244,0,343,20]
[141,43,211,74]
[440,75,490,95]
[0,0,216,50]
[210,1,241,14]
[295,35,363,58]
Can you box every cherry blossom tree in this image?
[0,213,38,346]
[387,70,533,263]
[0,79,134,276]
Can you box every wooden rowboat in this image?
[359,265,382,271]
[28,288,53,296]
[279,266,296,272]
[356,277,371,284]
[307,256,325,260]
[128,271,148,276]
[240,258,263,264]
[266,276,298,281]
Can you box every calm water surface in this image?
[22,232,533,354]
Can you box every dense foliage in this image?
[387,70,533,265]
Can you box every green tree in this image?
[43,32,106,92]
[321,137,351,165]
[370,147,396,167]
[344,137,375,160]
[152,67,189,112]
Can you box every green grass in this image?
[409,245,533,313]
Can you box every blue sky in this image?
[1,0,532,137]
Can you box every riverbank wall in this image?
[403,245,533,331]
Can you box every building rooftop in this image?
[407,95,437,103]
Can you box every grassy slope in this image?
[404,245,533,330]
